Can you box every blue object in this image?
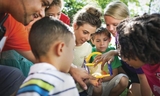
[82,59,90,74]
[108,63,113,75]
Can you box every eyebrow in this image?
[83,30,89,33]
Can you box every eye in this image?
[83,31,88,34]
[104,38,108,41]
[113,23,118,26]
[96,40,100,42]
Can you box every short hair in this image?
[117,13,160,64]
[73,5,102,28]
[104,1,129,20]
[45,0,64,11]
[29,17,73,59]
[91,27,111,41]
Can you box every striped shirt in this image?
[17,63,79,96]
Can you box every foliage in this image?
[62,0,87,25]
[63,0,160,25]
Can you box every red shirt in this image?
[60,13,70,26]
[1,14,30,51]
[142,64,160,96]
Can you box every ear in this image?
[73,23,78,30]
[55,42,65,56]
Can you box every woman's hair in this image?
[117,13,160,64]
[104,1,129,20]
[91,27,111,41]
[73,5,102,28]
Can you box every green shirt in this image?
[89,46,121,72]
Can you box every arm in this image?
[94,50,119,70]
[137,74,152,96]
[69,64,95,90]
[16,50,36,63]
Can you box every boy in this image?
[87,27,128,96]
[17,17,79,96]
[117,13,160,96]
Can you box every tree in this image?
[63,0,160,25]
[62,0,87,25]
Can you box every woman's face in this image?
[74,23,97,46]
[104,16,122,37]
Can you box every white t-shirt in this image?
[72,42,92,92]
[73,42,92,67]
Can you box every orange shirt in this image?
[1,14,30,51]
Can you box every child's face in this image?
[121,57,144,68]
[61,37,75,73]
[45,5,61,19]
[104,16,122,37]
[74,23,97,46]
[92,34,111,52]
[118,45,145,68]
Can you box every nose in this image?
[39,8,45,17]
[107,25,114,32]
[100,41,104,45]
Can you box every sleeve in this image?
[60,13,70,26]
[86,42,92,57]
[3,15,31,51]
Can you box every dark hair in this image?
[29,17,73,59]
[117,13,160,64]
[73,5,102,28]
[45,0,63,11]
[91,27,111,41]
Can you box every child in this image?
[45,0,70,25]
[117,13,160,96]
[17,17,79,96]
[87,27,128,96]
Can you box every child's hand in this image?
[89,79,102,87]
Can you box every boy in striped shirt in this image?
[17,17,79,96]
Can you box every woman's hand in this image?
[93,50,118,70]
[69,65,95,90]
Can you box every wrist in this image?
[111,50,118,56]
[69,63,77,74]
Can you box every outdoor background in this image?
[62,0,160,26]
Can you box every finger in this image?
[108,58,112,64]
[77,79,88,90]
[93,55,101,63]
[88,74,96,80]
[94,58,102,67]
